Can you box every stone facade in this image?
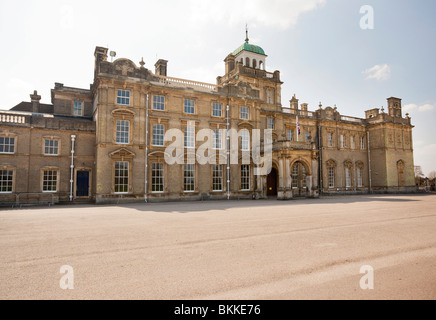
[0,40,416,205]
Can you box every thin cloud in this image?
[363,64,391,81]
[189,0,327,29]
[404,103,435,113]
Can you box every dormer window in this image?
[73,101,83,116]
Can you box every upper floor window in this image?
[184,99,195,114]
[0,137,15,154]
[351,136,356,149]
[184,126,195,149]
[267,89,272,104]
[153,95,165,111]
[287,129,294,142]
[116,120,130,144]
[213,129,223,150]
[267,118,275,130]
[212,103,223,118]
[305,131,311,142]
[340,135,346,148]
[241,130,250,151]
[73,101,83,116]
[117,90,130,106]
[240,106,249,120]
[328,133,333,147]
[44,139,59,156]
[0,169,13,193]
[152,124,165,147]
[360,136,365,150]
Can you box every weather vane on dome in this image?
[245,24,249,43]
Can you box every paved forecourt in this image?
[0,194,435,300]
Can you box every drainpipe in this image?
[226,104,230,200]
[318,124,323,196]
[145,94,149,202]
[367,131,372,194]
[69,135,76,202]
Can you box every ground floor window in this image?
[212,165,223,191]
[184,164,195,192]
[152,163,164,193]
[345,167,352,188]
[43,170,58,192]
[357,167,363,187]
[115,161,129,193]
[328,167,335,188]
[241,165,250,190]
[0,170,13,193]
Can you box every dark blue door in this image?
[76,171,89,197]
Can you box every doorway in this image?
[267,168,278,197]
[291,162,307,197]
[76,171,90,198]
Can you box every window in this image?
[292,165,299,188]
[152,124,165,147]
[116,120,130,144]
[212,103,222,117]
[184,126,195,149]
[357,167,363,187]
[305,131,311,142]
[341,135,346,148]
[360,136,365,150]
[267,118,275,130]
[184,164,195,192]
[241,130,250,151]
[117,90,130,106]
[0,137,15,154]
[267,89,272,104]
[345,167,352,188]
[153,95,165,111]
[115,161,129,193]
[151,163,164,193]
[241,165,250,190]
[328,167,335,188]
[212,165,223,191]
[351,136,356,149]
[213,129,223,150]
[44,139,59,155]
[287,129,294,142]
[240,106,249,120]
[0,170,13,193]
[73,101,83,116]
[184,99,195,114]
[42,170,58,192]
[328,133,333,147]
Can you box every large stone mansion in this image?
[0,36,415,205]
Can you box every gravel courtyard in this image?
[1,194,435,300]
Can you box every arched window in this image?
[326,159,337,189]
[245,57,250,67]
[259,61,264,70]
[252,59,257,69]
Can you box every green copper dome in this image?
[232,42,266,56]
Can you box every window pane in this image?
[73,101,83,116]
[0,137,15,153]
[116,120,130,144]
[151,163,164,193]
[153,95,165,111]
[184,126,195,148]
[43,170,57,192]
[241,107,249,120]
[115,161,129,193]
[241,165,250,190]
[184,164,195,192]
[44,139,59,155]
[117,90,130,106]
[184,99,195,114]
[212,103,222,117]
[241,130,250,151]
[213,165,223,191]
[0,170,13,193]
[152,124,164,146]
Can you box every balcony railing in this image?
[0,113,26,124]
[158,76,218,92]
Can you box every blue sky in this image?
[0,0,435,175]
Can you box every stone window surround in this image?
[0,165,15,193]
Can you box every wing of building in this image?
[0,37,416,205]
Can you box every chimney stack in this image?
[155,59,168,77]
[30,90,41,113]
